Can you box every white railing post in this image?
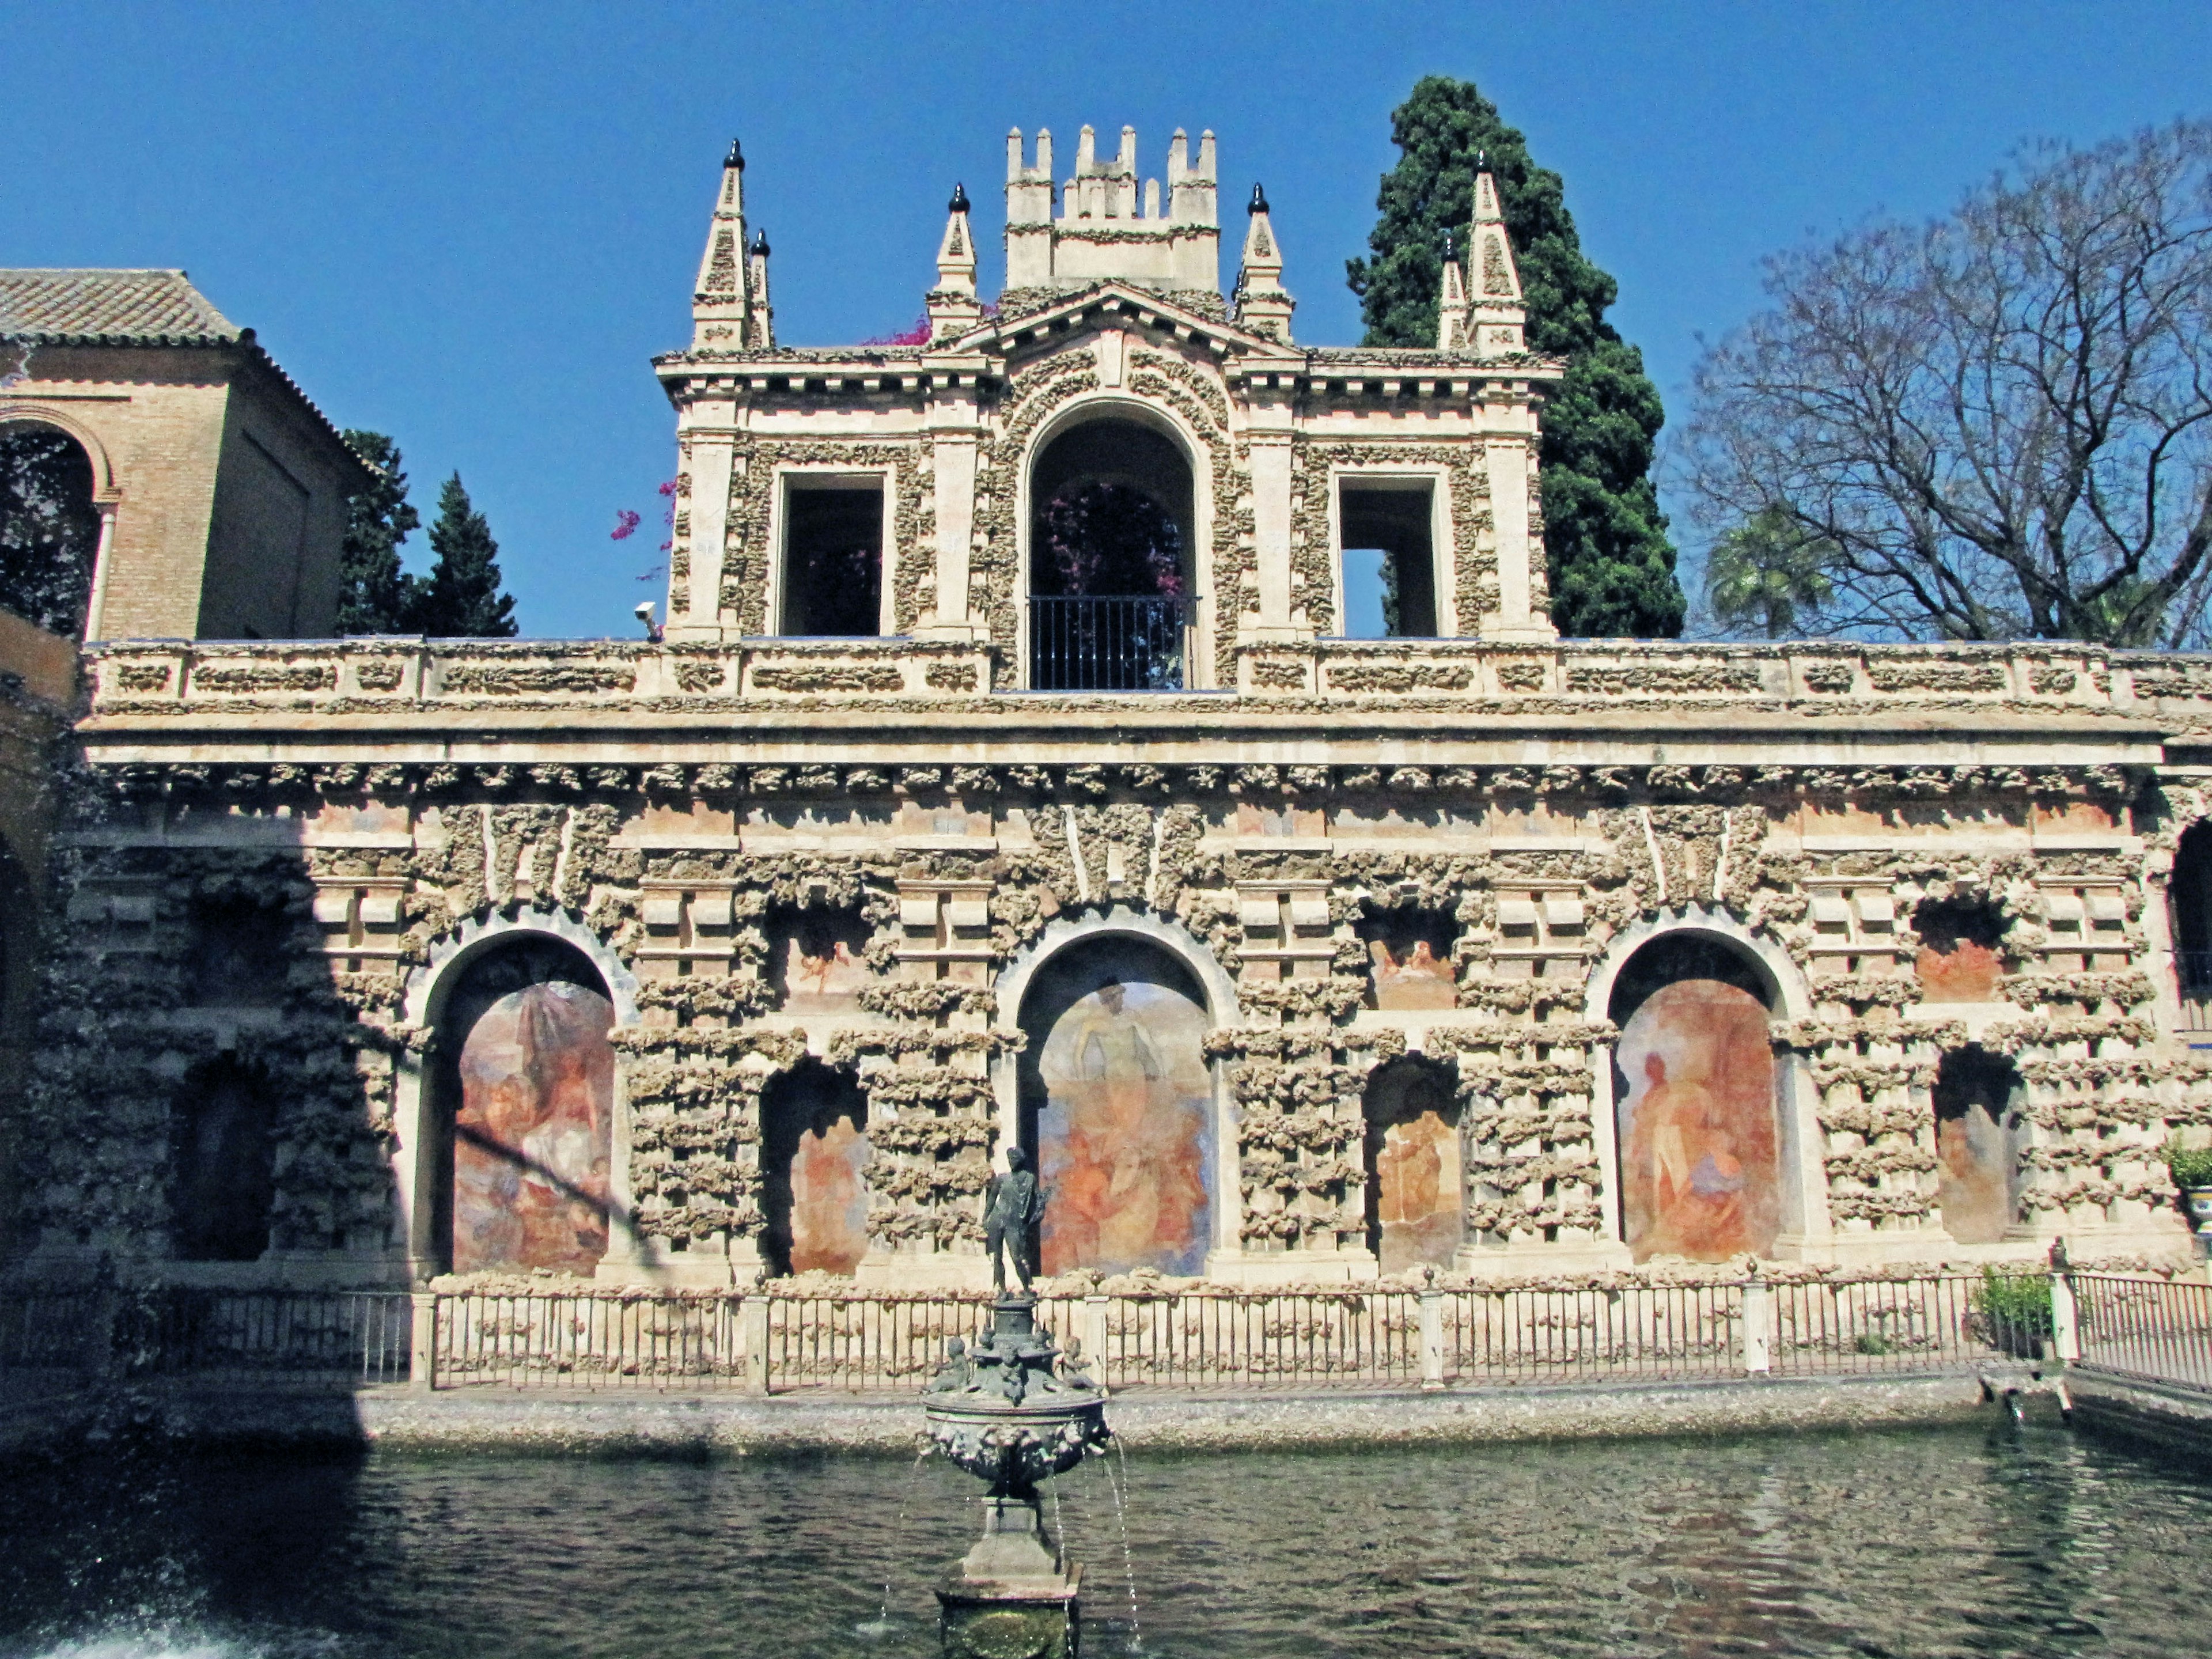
[2048,1266,2081,1365]
[743,1293,771,1395]
[1740,1276,1772,1376]
[1419,1274,1446,1390]
[1083,1294,1111,1388]
[408,1290,438,1391]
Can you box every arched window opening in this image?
[1913,895,2006,1004]
[1608,934,1782,1264]
[1932,1046,2023,1245]
[1017,935,1213,1276]
[0,422,99,638]
[1338,482,1438,638]
[188,894,293,1006]
[779,478,884,636]
[759,1060,870,1277]
[433,937,615,1277]
[2171,823,2212,1027]
[1363,1056,1461,1274]
[1028,418,1194,690]
[170,1056,277,1262]
[1356,903,1459,1010]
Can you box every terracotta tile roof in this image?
[0,268,240,343]
[0,268,370,482]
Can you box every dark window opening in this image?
[189,896,293,1005]
[782,484,883,636]
[1339,484,1437,638]
[171,1057,277,1261]
[1028,419,1195,691]
[0,423,100,638]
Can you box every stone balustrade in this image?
[77,634,2212,726]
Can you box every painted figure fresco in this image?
[1369,935,1459,1010]
[1616,979,1781,1263]
[1934,1049,2021,1244]
[1369,1066,1463,1274]
[1036,978,1213,1277]
[781,916,870,1013]
[786,1105,870,1274]
[453,978,615,1275]
[1916,940,2004,1002]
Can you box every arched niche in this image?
[423,932,619,1277]
[998,908,1233,1278]
[1020,396,1211,691]
[1587,911,1812,1265]
[1362,1055,1462,1274]
[2170,820,2212,1014]
[758,1059,871,1277]
[169,1054,278,1263]
[1932,1045,2026,1244]
[0,416,104,638]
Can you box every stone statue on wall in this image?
[984,1147,1047,1293]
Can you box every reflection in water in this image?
[1,1425,2206,1658]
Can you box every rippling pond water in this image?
[0,1419,2204,1658]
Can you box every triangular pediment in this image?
[948,281,1299,365]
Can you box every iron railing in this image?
[6,1270,2207,1397]
[1028,595,1190,691]
[2072,1272,2212,1389]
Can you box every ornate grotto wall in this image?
[16,741,2200,1289]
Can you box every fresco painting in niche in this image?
[788,1113,870,1273]
[1368,1066,1462,1274]
[1370,937,1458,1009]
[780,912,870,1013]
[1914,900,2006,1003]
[453,978,615,1275]
[1037,979,1213,1277]
[1934,1048,2021,1244]
[1616,979,1781,1263]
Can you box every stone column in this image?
[923,387,983,638]
[1244,421,1297,635]
[670,393,742,638]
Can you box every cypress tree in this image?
[416,473,517,638]
[336,430,423,634]
[1347,76,1683,638]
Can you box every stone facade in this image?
[12,132,2209,1290]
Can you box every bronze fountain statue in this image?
[922,1149,1110,1659]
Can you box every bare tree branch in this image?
[1681,120,2212,647]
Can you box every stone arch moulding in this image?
[0,403,123,503]
[1015,387,1219,688]
[403,906,641,1029]
[393,907,640,1281]
[1580,906,1834,1263]
[990,903,1241,1263]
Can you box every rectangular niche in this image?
[1358,904,1460,1010]
[779,476,886,636]
[772,908,873,1013]
[1338,480,1440,638]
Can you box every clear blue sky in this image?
[9,1,2209,638]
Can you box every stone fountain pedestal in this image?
[924,1294,1108,1659]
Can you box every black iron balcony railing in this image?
[1028,595,1190,691]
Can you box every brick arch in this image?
[0,404,122,503]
